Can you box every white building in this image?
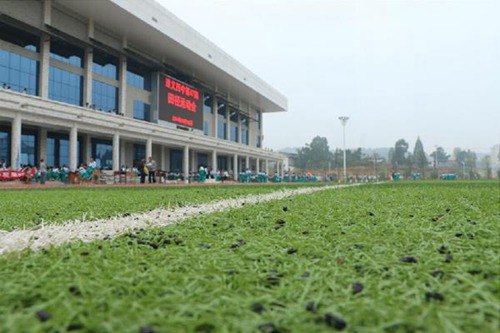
[0,0,287,180]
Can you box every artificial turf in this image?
[0,181,498,333]
[0,183,322,230]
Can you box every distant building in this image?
[0,0,287,179]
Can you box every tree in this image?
[453,148,477,178]
[413,137,428,172]
[391,139,409,168]
[480,155,492,179]
[430,146,449,167]
[296,136,332,171]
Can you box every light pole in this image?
[338,116,349,182]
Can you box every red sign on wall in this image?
[159,75,203,130]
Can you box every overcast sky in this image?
[158,0,499,154]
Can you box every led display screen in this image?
[158,74,203,130]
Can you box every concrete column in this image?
[183,145,189,184]
[226,109,230,140]
[160,146,166,171]
[84,135,91,163]
[265,159,269,175]
[233,154,238,180]
[69,124,78,171]
[146,138,152,159]
[256,158,260,172]
[212,150,217,173]
[120,140,126,167]
[245,156,250,171]
[39,34,50,99]
[190,149,196,172]
[39,128,47,162]
[212,96,218,139]
[165,148,170,172]
[11,115,22,169]
[43,0,52,25]
[237,113,241,143]
[84,48,93,107]
[113,132,120,170]
[118,56,127,114]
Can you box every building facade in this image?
[0,0,287,180]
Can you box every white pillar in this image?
[146,138,152,159]
[39,34,50,99]
[190,149,196,172]
[245,156,250,171]
[69,124,78,171]
[84,48,93,107]
[256,158,260,172]
[118,56,127,114]
[233,154,238,180]
[113,132,120,170]
[165,148,170,172]
[212,150,217,173]
[161,146,166,171]
[226,109,230,140]
[183,145,189,184]
[43,0,52,25]
[212,96,218,139]
[265,159,269,175]
[120,140,126,167]
[11,115,22,169]
[84,135,91,162]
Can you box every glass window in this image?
[127,60,151,91]
[0,49,38,95]
[241,116,249,127]
[241,128,249,145]
[133,144,145,167]
[49,66,82,106]
[92,139,113,170]
[92,80,118,112]
[203,93,213,113]
[256,135,261,148]
[203,121,209,136]
[0,127,10,167]
[217,101,226,117]
[93,50,118,80]
[133,101,151,121]
[217,156,228,171]
[217,120,226,140]
[50,40,83,67]
[169,149,183,173]
[230,124,238,143]
[21,130,37,167]
[0,22,39,52]
[198,153,208,168]
[230,108,238,123]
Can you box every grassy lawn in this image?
[0,183,323,230]
[0,181,498,333]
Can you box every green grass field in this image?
[0,184,322,230]
[0,181,498,333]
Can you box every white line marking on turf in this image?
[0,185,356,254]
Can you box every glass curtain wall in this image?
[0,23,39,95]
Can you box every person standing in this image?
[138,158,147,184]
[39,159,47,185]
[147,156,156,183]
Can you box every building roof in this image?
[53,0,288,113]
